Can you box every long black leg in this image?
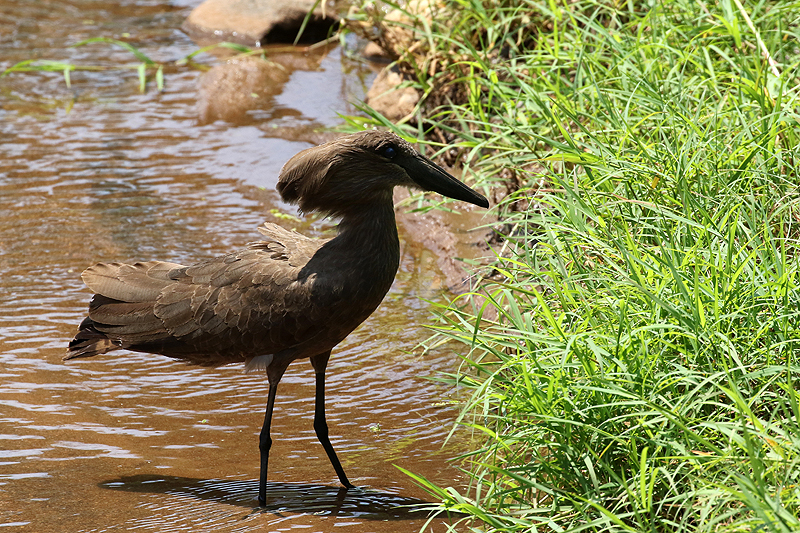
[258,363,288,506]
[310,351,354,489]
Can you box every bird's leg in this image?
[310,351,354,489]
[258,363,288,506]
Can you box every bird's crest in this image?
[276,131,414,217]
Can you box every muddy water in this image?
[0,2,470,531]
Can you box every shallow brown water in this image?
[0,2,470,531]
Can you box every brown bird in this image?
[65,130,489,505]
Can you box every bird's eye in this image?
[380,145,397,159]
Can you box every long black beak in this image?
[403,153,489,208]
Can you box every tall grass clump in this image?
[427,176,800,532]
[347,0,800,531]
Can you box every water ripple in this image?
[0,1,468,531]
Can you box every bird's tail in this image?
[64,317,118,360]
[65,260,182,361]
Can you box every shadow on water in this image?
[101,475,438,520]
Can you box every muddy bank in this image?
[394,188,492,294]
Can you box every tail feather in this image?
[88,294,159,325]
[64,317,119,360]
[66,261,184,361]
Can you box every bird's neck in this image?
[297,195,401,346]
[333,196,400,265]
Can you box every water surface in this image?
[0,2,469,531]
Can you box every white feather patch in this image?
[244,354,274,373]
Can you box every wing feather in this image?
[82,261,184,302]
[67,223,343,366]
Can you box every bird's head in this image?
[277,131,489,217]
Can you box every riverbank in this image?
[349,1,800,531]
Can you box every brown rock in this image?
[183,0,337,47]
[362,41,389,62]
[365,65,420,121]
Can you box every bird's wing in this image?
[78,223,332,366]
[82,260,185,302]
[80,261,185,344]
[256,222,321,267]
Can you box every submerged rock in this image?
[183,0,337,47]
[197,56,288,124]
[196,50,331,125]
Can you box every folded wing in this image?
[66,223,327,366]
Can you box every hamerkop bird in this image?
[65,130,489,504]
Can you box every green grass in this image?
[344,0,800,530]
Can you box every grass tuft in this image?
[345,0,800,530]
